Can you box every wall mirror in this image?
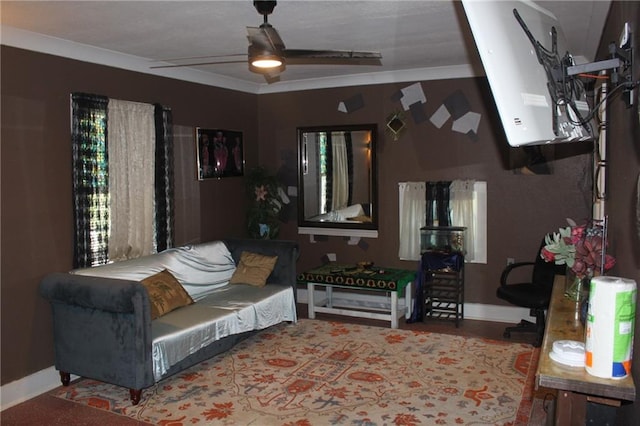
[297,124,378,237]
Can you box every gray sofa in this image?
[40,238,299,404]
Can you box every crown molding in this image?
[1,25,260,94]
[257,64,480,94]
[2,25,481,95]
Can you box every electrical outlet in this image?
[507,257,515,265]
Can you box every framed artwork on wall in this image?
[196,128,244,180]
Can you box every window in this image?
[398,180,486,263]
[71,93,174,268]
[319,132,328,214]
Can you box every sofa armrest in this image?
[40,272,148,313]
[39,272,154,391]
[223,239,299,298]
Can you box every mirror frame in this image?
[297,124,378,236]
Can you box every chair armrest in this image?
[500,262,535,287]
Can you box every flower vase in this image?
[579,271,598,325]
[564,269,588,302]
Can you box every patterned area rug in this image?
[55,319,539,425]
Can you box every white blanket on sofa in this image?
[151,283,296,380]
[71,241,237,300]
[72,240,297,379]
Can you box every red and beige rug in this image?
[55,319,539,425]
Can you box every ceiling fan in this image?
[151,0,382,82]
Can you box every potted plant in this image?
[245,166,290,239]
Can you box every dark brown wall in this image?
[257,81,592,304]
[0,46,257,385]
[5,26,635,416]
[597,2,640,422]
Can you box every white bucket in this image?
[585,276,637,379]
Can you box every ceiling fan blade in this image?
[282,49,382,66]
[261,25,286,50]
[283,49,382,60]
[150,59,247,69]
[150,53,246,63]
[247,26,285,51]
[264,72,281,84]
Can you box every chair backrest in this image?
[532,235,566,293]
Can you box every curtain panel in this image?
[398,182,426,260]
[331,132,349,211]
[324,131,354,213]
[154,104,174,252]
[426,181,451,226]
[71,93,110,268]
[450,179,476,261]
[325,133,333,211]
[107,99,156,261]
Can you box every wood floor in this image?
[1,304,537,425]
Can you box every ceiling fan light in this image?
[250,55,283,68]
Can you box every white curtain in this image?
[107,99,156,261]
[331,132,349,211]
[450,179,476,261]
[398,182,426,260]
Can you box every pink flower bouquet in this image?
[541,218,615,279]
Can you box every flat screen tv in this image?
[462,0,595,146]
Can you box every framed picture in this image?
[195,128,244,180]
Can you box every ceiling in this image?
[1,1,610,94]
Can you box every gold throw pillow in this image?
[229,251,278,287]
[141,269,194,320]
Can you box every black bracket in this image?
[566,37,634,108]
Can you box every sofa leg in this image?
[130,389,142,405]
[59,372,70,386]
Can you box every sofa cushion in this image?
[229,251,278,287]
[141,270,194,320]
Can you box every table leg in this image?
[307,283,316,319]
[391,291,398,329]
[326,285,333,308]
[555,390,586,426]
[405,281,412,319]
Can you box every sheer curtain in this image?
[107,99,156,261]
[331,132,349,210]
[450,179,476,261]
[398,182,426,260]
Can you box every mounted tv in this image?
[462,0,594,147]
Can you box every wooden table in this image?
[298,264,415,329]
[536,275,636,425]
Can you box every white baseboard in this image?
[0,366,79,411]
[297,287,532,324]
[1,291,532,411]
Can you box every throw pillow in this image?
[229,251,278,287]
[141,269,194,320]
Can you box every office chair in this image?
[496,237,565,347]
